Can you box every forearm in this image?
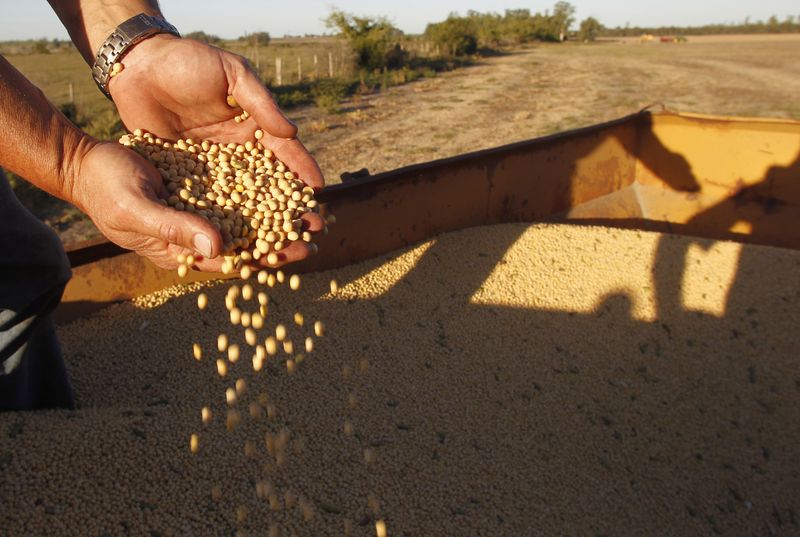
[46,0,164,65]
[0,55,95,206]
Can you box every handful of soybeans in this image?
[119,127,319,270]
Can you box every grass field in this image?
[4,33,800,244]
[5,37,353,121]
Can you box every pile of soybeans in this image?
[1,223,799,536]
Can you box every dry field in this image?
[300,34,800,183]
[4,34,800,243]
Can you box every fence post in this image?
[297,57,302,82]
[68,82,74,104]
[275,57,282,86]
[313,54,318,80]
[328,52,334,78]
[254,34,260,72]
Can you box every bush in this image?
[33,39,51,54]
[184,31,223,46]
[579,17,603,42]
[325,10,405,71]
[85,108,125,141]
[312,78,350,113]
[58,102,85,128]
[425,16,479,57]
[274,89,310,108]
[241,31,271,47]
[425,2,578,50]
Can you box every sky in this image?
[1,1,798,41]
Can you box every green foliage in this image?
[424,2,579,55]
[601,15,800,37]
[466,11,504,48]
[325,10,405,71]
[424,15,479,57]
[501,9,536,43]
[33,39,51,54]
[268,56,458,113]
[85,108,125,141]
[273,89,311,108]
[58,100,123,141]
[552,1,577,39]
[242,31,271,47]
[184,31,223,46]
[58,102,84,127]
[579,17,604,42]
[312,78,350,113]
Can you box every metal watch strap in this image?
[91,13,180,100]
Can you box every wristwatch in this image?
[91,13,180,100]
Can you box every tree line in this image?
[600,16,800,37]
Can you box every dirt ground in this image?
[299,34,800,185]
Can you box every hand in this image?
[70,141,228,270]
[107,35,325,269]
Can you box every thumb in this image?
[134,197,222,259]
[232,62,298,140]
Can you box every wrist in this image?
[92,14,180,100]
[85,6,166,61]
[107,33,180,98]
[61,134,101,214]
[48,2,166,66]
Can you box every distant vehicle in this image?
[660,35,688,43]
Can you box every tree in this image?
[767,15,780,33]
[466,10,503,48]
[552,1,576,40]
[502,9,535,43]
[579,17,603,41]
[325,10,404,71]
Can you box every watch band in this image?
[91,13,180,100]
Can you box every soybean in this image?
[289,274,301,291]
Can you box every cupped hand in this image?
[106,35,325,269]
[71,142,226,270]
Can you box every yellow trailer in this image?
[59,110,800,321]
[4,110,797,536]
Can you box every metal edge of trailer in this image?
[57,110,800,323]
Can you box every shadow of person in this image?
[636,112,702,194]
[653,147,800,320]
[382,112,700,308]
[47,220,800,536]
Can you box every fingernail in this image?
[193,233,212,258]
